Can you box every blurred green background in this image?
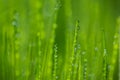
[0,0,119,80]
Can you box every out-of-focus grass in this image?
[0,0,120,80]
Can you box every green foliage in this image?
[0,0,119,80]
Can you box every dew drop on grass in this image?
[54,0,62,10]
[84,67,87,71]
[108,65,111,69]
[54,55,58,58]
[12,20,17,27]
[74,47,77,52]
[55,62,57,65]
[72,63,74,66]
[12,11,19,27]
[54,44,58,52]
[56,76,58,79]
[114,35,117,39]
[78,44,81,49]
[84,72,87,75]
[104,48,107,56]
[94,47,98,51]
[13,11,19,19]
[82,51,86,55]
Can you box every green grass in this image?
[0,0,120,80]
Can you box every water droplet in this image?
[13,11,19,19]
[54,1,62,10]
[84,68,87,71]
[108,65,111,70]
[84,72,87,75]
[54,44,58,52]
[72,63,74,66]
[82,51,86,55]
[104,49,107,55]
[78,44,81,49]
[56,76,58,79]
[94,47,98,51]
[12,11,19,27]
[12,20,17,27]
[114,33,118,39]
[113,41,115,45]
[54,55,58,58]
[84,63,87,66]
[74,47,77,52]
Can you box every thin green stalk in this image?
[108,17,119,80]
[73,44,81,80]
[53,44,58,80]
[35,32,42,80]
[102,29,108,80]
[67,20,80,80]
[2,28,5,80]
